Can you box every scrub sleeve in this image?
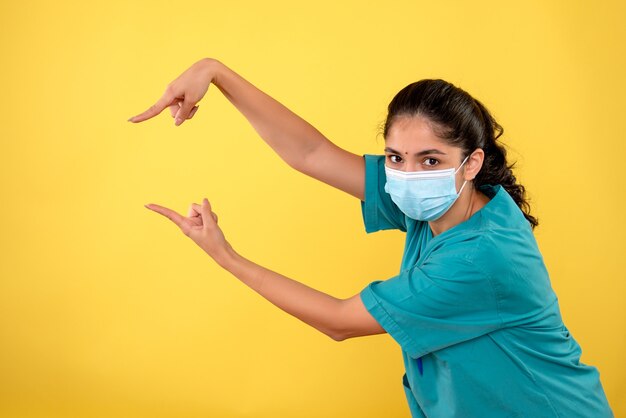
[360,154,408,233]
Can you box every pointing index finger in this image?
[128,92,175,123]
[145,203,186,228]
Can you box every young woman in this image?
[128,58,613,417]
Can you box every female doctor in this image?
[128,58,613,417]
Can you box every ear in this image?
[464,148,484,181]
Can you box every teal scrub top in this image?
[358,154,613,418]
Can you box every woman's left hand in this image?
[144,198,233,265]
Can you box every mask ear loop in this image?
[455,154,471,195]
[454,154,471,174]
[457,179,468,196]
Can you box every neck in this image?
[429,184,485,236]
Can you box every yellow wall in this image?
[1,1,623,416]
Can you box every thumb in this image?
[174,99,197,126]
[200,198,218,226]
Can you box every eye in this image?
[388,154,402,164]
[422,157,439,167]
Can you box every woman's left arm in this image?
[144,198,386,341]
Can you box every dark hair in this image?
[382,79,538,229]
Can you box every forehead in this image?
[385,115,457,154]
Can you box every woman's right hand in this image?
[127,58,217,126]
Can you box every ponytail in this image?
[472,99,538,229]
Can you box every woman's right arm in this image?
[129,58,365,201]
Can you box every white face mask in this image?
[384,155,469,221]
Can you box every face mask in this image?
[384,155,470,221]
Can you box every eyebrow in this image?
[384,147,447,157]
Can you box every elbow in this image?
[290,140,323,176]
[329,333,346,342]
[327,326,350,342]
[325,297,366,342]
[285,156,305,174]
[329,332,345,342]
[326,298,357,342]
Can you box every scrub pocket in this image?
[402,373,426,418]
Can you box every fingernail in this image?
[175,118,182,126]
[127,117,134,122]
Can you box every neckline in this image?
[426,184,501,241]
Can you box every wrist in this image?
[202,57,225,87]
[215,243,240,270]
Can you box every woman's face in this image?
[384,115,466,172]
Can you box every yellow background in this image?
[1,1,623,416]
